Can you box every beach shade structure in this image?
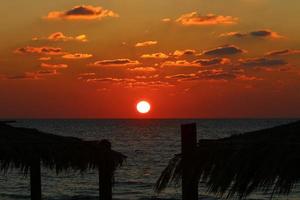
[0,121,126,200]
[155,121,300,199]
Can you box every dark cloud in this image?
[166,68,261,82]
[221,30,283,39]
[202,45,246,56]
[239,58,287,67]
[15,46,64,55]
[266,49,300,56]
[45,5,119,20]
[5,70,57,80]
[90,59,140,67]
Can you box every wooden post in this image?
[98,167,113,200]
[30,158,42,200]
[181,123,198,200]
[98,140,113,200]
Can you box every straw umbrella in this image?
[155,120,300,199]
[0,121,126,200]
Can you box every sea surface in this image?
[0,119,299,200]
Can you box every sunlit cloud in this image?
[127,67,157,72]
[239,57,287,67]
[41,63,68,69]
[62,53,93,59]
[36,69,58,76]
[15,46,65,55]
[126,81,174,88]
[161,18,171,22]
[86,77,136,83]
[266,49,300,56]
[33,32,88,42]
[176,12,238,26]
[135,41,158,47]
[173,49,197,57]
[77,73,96,80]
[202,45,246,56]
[90,59,140,67]
[166,73,197,80]
[45,5,119,20]
[193,58,231,66]
[220,30,284,39]
[161,60,199,68]
[38,57,52,61]
[141,53,169,59]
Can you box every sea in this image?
[0,119,299,200]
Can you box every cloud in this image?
[90,59,140,67]
[15,46,64,55]
[45,5,119,20]
[6,70,57,80]
[202,45,246,56]
[161,60,199,68]
[6,73,39,80]
[266,49,300,56]
[135,41,158,47]
[39,57,52,61]
[166,68,261,82]
[79,72,96,76]
[162,18,171,22]
[126,81,174,88]
[77,72,96,80]
[166,73,197,80]
[239,57,287,67]
[36,69,58,76]
[173,49,197,57]
[220,32,247,37]
[141,52,169,59]
[127,67,157,72]
[250,30,283,38]
[62,53,93,59]
[86,77,136,83]
[193,58,231,66]
[41,63,68,69]
[198,69,237,81]
[176,12,238,26]
[33,32,88,42]
[166,69,237,81]
[220,30,283,39]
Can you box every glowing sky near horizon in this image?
[0,0,300,118]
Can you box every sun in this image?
[136,101,151,114]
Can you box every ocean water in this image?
[0,119,299,200]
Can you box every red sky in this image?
[0,0,300,118]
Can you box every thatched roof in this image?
[0,121,126,174]
[155,120,300,199]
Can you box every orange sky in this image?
[0,0,300,118]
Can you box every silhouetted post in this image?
[98,140,113,200]
[30,158,42,200]
[181,123,198,200]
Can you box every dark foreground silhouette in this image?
[156,120,300,199]
[0,121,126,200]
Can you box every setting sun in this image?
[136,101,151,114]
